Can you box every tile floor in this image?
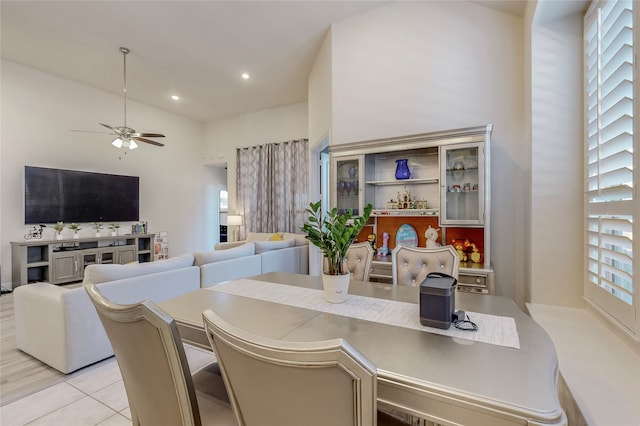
[0,345,217,426]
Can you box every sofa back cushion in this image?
[194,243,256,266]
[200,255,262,287]
[254,239,296,254]
[83,254,195,285]
[283,232,309,246]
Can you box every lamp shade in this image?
[227,215,242,226]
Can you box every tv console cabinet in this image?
[11,234,155,287]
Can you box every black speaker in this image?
[419,272,457,329]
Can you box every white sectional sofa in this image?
[14,233,309,374]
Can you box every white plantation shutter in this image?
[584,0,637,336]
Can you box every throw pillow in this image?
[269,233,284,241]
[194,243,256,266]
[246,232,280,242]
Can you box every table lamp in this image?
[227,215,242,242]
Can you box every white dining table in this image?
[158,272,567,426]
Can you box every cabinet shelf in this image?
[446,167,479,172]
[372,209,439,216]
[366,178,438,186]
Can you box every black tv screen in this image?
[25,166,139,224]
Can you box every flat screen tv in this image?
[25,166,139,224]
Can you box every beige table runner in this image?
[210,279,520,349]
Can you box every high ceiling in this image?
[1,1,526,123]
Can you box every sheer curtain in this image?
[236,139,308,239]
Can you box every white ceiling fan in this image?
[73,47,165,150]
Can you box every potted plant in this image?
[108,223,120,237]
[91,222,104,237]
[69,223,82,239]
[302,201,372,303]
[53,221,65,240]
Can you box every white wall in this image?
[529,8,584,307]
[326,1,526,305]
[203,102,308,215]
[308,30,333,147]
[1,60,222,287]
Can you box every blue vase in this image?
[395,159,410,180]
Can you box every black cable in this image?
[454,314,478,331]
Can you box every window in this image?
[584,0,638,338]
[219,190,228,212]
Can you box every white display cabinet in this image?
[330,125,493,290]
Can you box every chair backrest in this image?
[345,242,374,282]
[202,309,377,426]
[391,244,460,286]
[84,283,201,426]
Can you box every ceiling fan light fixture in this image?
[112,138,123,148]
[128,139,138,150]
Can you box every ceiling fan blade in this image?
[133,136,165,147]
[131,132,165,138]
[99,123,115,131]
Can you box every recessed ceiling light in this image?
[171,95,180,101]
[241,73,250,80]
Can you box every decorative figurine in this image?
[470,244,482,263]
[451,238,482,263]
[377,232,390,257]
[367,233,377,252]
[452,239,468,261]
[425,226,441,248]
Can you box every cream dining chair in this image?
[391,244,460,287]
[202,309,407,426]
[84,283,234,426]
[345,241,374,282]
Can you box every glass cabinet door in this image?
[331,155,363,216]
[440,142,485,225]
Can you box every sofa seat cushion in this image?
[254,239,295,254]
[194,243,256,266]
[83,253,195,285]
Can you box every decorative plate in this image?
[395,224,418,247]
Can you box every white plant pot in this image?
[73,233,79,239]
[95,232,101,238]
[111,231,118,237]
[55,234,63,240]
[322,273,350,304]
